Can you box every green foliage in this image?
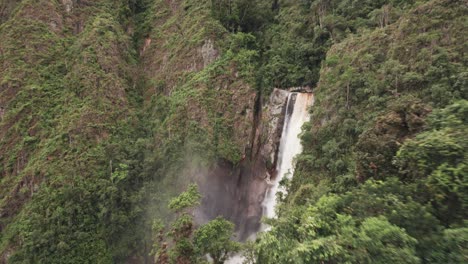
[257,1,467,263]
[153,185,239,264]
[246,0,421,90]
[295,0,467,191]
[355,99,430,182]
[153,185,201,263]
[143,30,258,165]
[193,217,240,264]
[168,184,202,212]
[111,163,129,183]
[395,100,468,225]
[428,226,468,263]
[0,0,148,262]
[341,216,419,263]
[1,0,466,263]
[256,198,420,263]
[210,0,274,32]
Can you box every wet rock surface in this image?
[195,88,291,240]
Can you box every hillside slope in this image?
[0,0,262,262]
[257,0,467,262]
[0,0,466,263]
[0,0,143,262]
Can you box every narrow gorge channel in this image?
[261,92,314,227]
[226,92,314,264]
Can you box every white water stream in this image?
[226,92,314,263]
[261,92,314,223]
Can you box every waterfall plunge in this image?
[262,92,314,224]
[226,93,313,264]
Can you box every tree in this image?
[239,241,256,264]
[168,184,202,212]
[152,184,202,263]
[339,216,420,264]
[210,0,274,32]
[153,185,240,263]
[395,101,468,225]
[429,226,468,263]
[193,217,241,264]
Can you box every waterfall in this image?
[226,92,313,264]
[261,92,314,223]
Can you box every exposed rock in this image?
[288,86,313,93]
[1,248,12,263]
[195,88,291,240]
[49,20,58,31]
[195,159,269,240]
[61,0,73,13]
[260,88,290,167]
[140,37,152,55]
[201,39,218,68]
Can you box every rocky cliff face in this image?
[195,88,291,240]
[139,0,257,162]
[258,89,290,170]
[0,0,314,260]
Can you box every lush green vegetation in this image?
[0,0,147,262]
[250,0,467,263]
[152,185,240,263]
[0,0,466,263]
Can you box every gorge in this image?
[225,92,314,263]
[195,91,314,243]
[0,0,466,263]
[261,92,314,227]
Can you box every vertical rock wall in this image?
[195,88,291,240]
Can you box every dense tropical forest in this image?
[0,0,466,263]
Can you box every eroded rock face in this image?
[201,39,218,68]
[195,159,269,240]
[61,0,73,13]
[260,89,290,167]
[195,88,290,240]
